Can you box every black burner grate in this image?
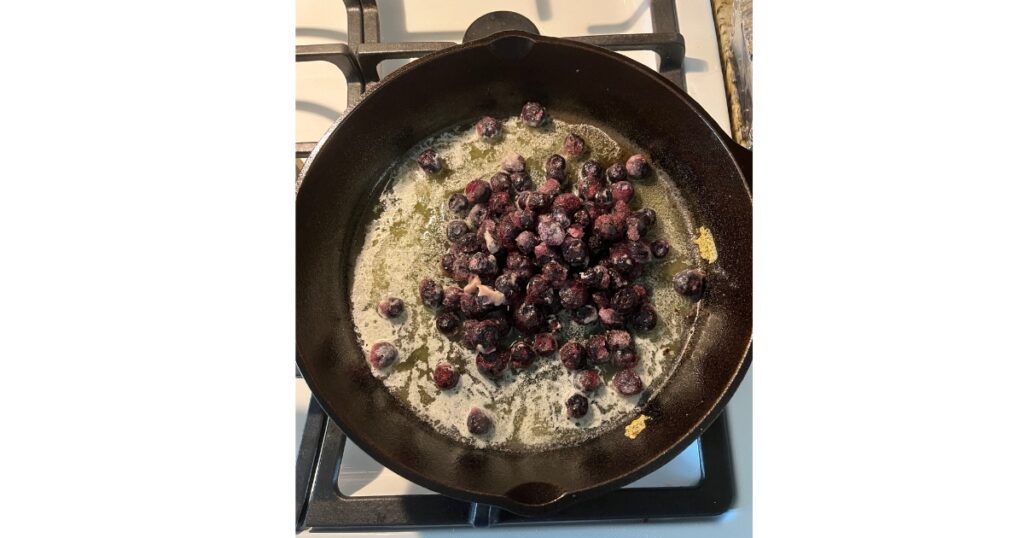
[296,399,735,532]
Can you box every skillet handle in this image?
[725,138,752,193]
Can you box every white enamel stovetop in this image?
[296,1,751,536]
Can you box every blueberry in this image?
[440,252,456,274]
[611,181,634,203]
[586,335,611,364]
[418,278,443,307]
[489,172,512,192]
[625,154,651,178]
[510,340,537,371]
[626,240,652,264]
[571,304,598,325]
[476,350,510,379]
[467,407,493,435]
[505,251,532,271]
[573,370,602,393]
[377,297,404,319]
[579,265,611,289]
[552,193,583,214]
[493,273,523,305]
[467,252,498,275]
[466,204,489,229]
[533,332,558,355]
[559,340,587,370]
[572,209,592,229]
[484,310,512,337]
[533,243,561,266]
[606,330,632,351]
[509,209,536,231]
[520,101,547,127]
[566,225,586,240]
[368,342,398,369]
[501,153,527,174]
[561,237,588,267]
[524,275,556,308]
[558,281,587,310]
[608,246,635,274]
[564,133,585,157]
[542,261,569,287]
[549,208,571,229]
[577,176,605,202]
[537,220,566,246]
[599,307,624,329]
[580,160,603,179]
[462,319,500,353]
[631,303,658,331]
[593,188,613,210]
[515,191,530,210]
[545,154,567,182]
[435,311,460,335]
[565,394,589,418]
[460,292,488,318]
[612,369,644,395]
[475,116,502,140]
[447,193,470,216]
[441,286,463,311]
[488,191,512,217]
[650,240,670,258]
[538,177,561,196]
[509,171,533,192]
[446,220,470,241]
[496,216,519,250]
[593,214,623,241]
[416,148,443,174]
[633,207,657,227]
[514,303,545,334]
[673,269,706,298]
[464,179,491,205]
[524,191,551,212]
[605,162,627,182]
[591,291,610,310]
[433,361,459,390]
[625,216,647,241]
[515,230,539,255]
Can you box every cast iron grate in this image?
[296,398,734,531]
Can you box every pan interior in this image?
[348,112,707,452]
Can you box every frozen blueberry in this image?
[433,361,459,390]
[612,369,644,395]
[467,407,493,435]
[462,319,500,353]
[537,220,566,246]
[552,193,583,214]
[524,275,556,308]
[493,273,523,305]
[605,162,627,182]
[593,188,613,210]
[442,286,463,310]
[435,311,460,335]
[509,209,536,231]
[464,179,491,205]
[572,209,592,229]
[625,154,651,178]
[594,214,623,241]
[466,204,489,229]
[538,177,561,196]
[446,220,470,241]
[564,133,585,157]
[533,332,558,355]
[586,334,611,364]
[377,297,404,319]
[608,246,635,274]
[565,394,589,418]
[566,224,586,240]
[577,176,605,202]
[571,304,598,325]
[509,171,533,192]
[416,148,443,174]
[418,278,443,307]
[559,340,587,370]
[501,153,527,174]
[606,330,632,351]
[515,230,539,255]
[476,350,510,379]
[580,160,603,179]
[542,261,569,287]
[579,265,611,289]
[673,269,706,298]
[558,281,588,310]
[625,216,646,242]
[368,342,398,369]
[489,171,512,193]
[510,340,537,371]
[650,239,670,259]
[573,370,602,393]
[514,303,545,334]
[524,191,551,212]
[626,240,652,264]
[533,243,561,266]
[611,181,634,203]
[505,251,532,271]
[475,116,502,140]
[599,307,625,329]
[440,252,456,274]
[467,252,498,275]
[447,193,470,216]
[611,349,639,370]
[520,101,547,127]
[545,154,567,182]
[633,207,657,227]
[561,237,588,267]
[488,190,512,217]
[631,303,658,331]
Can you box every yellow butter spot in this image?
[625,415,649,439]
[693,226,718,264]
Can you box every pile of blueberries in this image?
[369,102,706,437]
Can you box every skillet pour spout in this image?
[296,27,751,517]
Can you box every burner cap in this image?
[464,11,540,42]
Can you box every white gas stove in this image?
[296,1,751,536]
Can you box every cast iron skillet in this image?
[296,31,752,516]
